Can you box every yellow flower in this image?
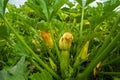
[59,32,73,50]
[41,31,53,48]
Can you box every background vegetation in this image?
[0,0,120,80]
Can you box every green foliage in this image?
[0,0,120,80]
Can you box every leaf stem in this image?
[80,7,84,37]
[31,59,43,71]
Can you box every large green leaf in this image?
[27,0,49,21]
[27,0,67,21]
[8,57,27,80]
[0,57,28,80]
[26,0,46,20]
[0,0,8,18]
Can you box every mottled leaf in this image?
[0,57,28,80]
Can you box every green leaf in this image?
[27,0,49,21]
[27,0,67,21]
[7,56,28,80]
[30,70,53,80]
[40,0,49,21]
[0,57,28,80]
[86,0,95,6]
[0,69,7,80]
[0,0,8,18]
[103,0,120,12]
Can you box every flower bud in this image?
[59,32,73,50]
[41,31,53,48]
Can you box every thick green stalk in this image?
[4,17,60,80]
[76,32,120,80]
[60,50,69,78]
[80,7,85,37]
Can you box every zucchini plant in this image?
[0,0,120,80]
